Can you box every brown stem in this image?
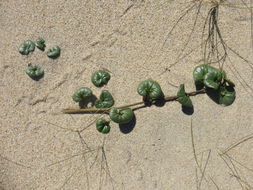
[62,88,206,114]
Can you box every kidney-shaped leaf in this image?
[193,64,224,89]
[203,71,223,90]
[35,37,46,51]
[25,64,44,80]
[218,85,236,106]
[109,108,134,124]
[137,79,164,100]
[95,90,114,108]
[96,118,111,134]
[19,40,35,55]
[47,45,61,58]
[91,70,111,87]
[72,87,93,102]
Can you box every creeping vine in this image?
[63,65,236,134]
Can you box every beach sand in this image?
[0,0,253,189]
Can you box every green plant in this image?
[109,108,134,124]
[25,64,44,80]
[35,37,46,51]
[72,87,93,102]
[137,79,164,101]
[177,84,193,108]
[96,118,111,134]
[63,65,236,134]
[218,85,236,106]
[193,64,225,90]
[47,45,61,58]
[91,70,111,87]
[95,90,114,108]
[19,40,35,55]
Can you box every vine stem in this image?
[62,88,206,114]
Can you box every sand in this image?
[0,0,253,189]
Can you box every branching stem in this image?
[62,89,206,114]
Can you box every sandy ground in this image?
[0,0,253,189]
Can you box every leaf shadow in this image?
[79,94,98,108]
[206,88,220,104]
[182,106,194,115]
[119,114,136,134]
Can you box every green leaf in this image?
[47,45,61,58]
[19,40,35,55]
[177,84,193,108]
[137,79,164,100]
[35,37,46,51]
[25,64,44,80]
[91,70,111,87]
[193,64,208,86]
[96,118,111,134]
[218,85,236,106]
[109,108,134,124]
[193,64,224,89]
[95,90,114,108]
[72,87,93,102]
[203,72,222,90]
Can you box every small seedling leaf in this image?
[91,70,111,87]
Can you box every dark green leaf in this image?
[193,64,224,89]
[177,84,193,108]
[47,45,61,58]
[96,118,111,134]
[109,108,134,124]
[203,72,222,90]
[72,87,93,102]
[137,79,164,100]
[91,70,111,87]
[193,64,208,86]
[218,85,236,106]
[19,40,35,55]
[95,90,114,108]
[177,84,186,97]
[35,37,46,51]
[25,64,44,80]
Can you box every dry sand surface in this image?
[0,0,253,189]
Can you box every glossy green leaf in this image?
[218,85,236,106]
[109,108,134,124]
[96,118,111,134]
[193,64,208,86]
[19,40,35,55]
[35,37,46,51]
[47,45,61,58]
[203,72,222,90]
[91,70,111,87]
[72,87,93,102]
[177,84,193,108]
[25,64,44,80]
[193,64,224,89]
[137,79,164,100]
[95,90,114,108]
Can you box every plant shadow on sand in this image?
[78,94,97,108]
[119,114,136,134]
